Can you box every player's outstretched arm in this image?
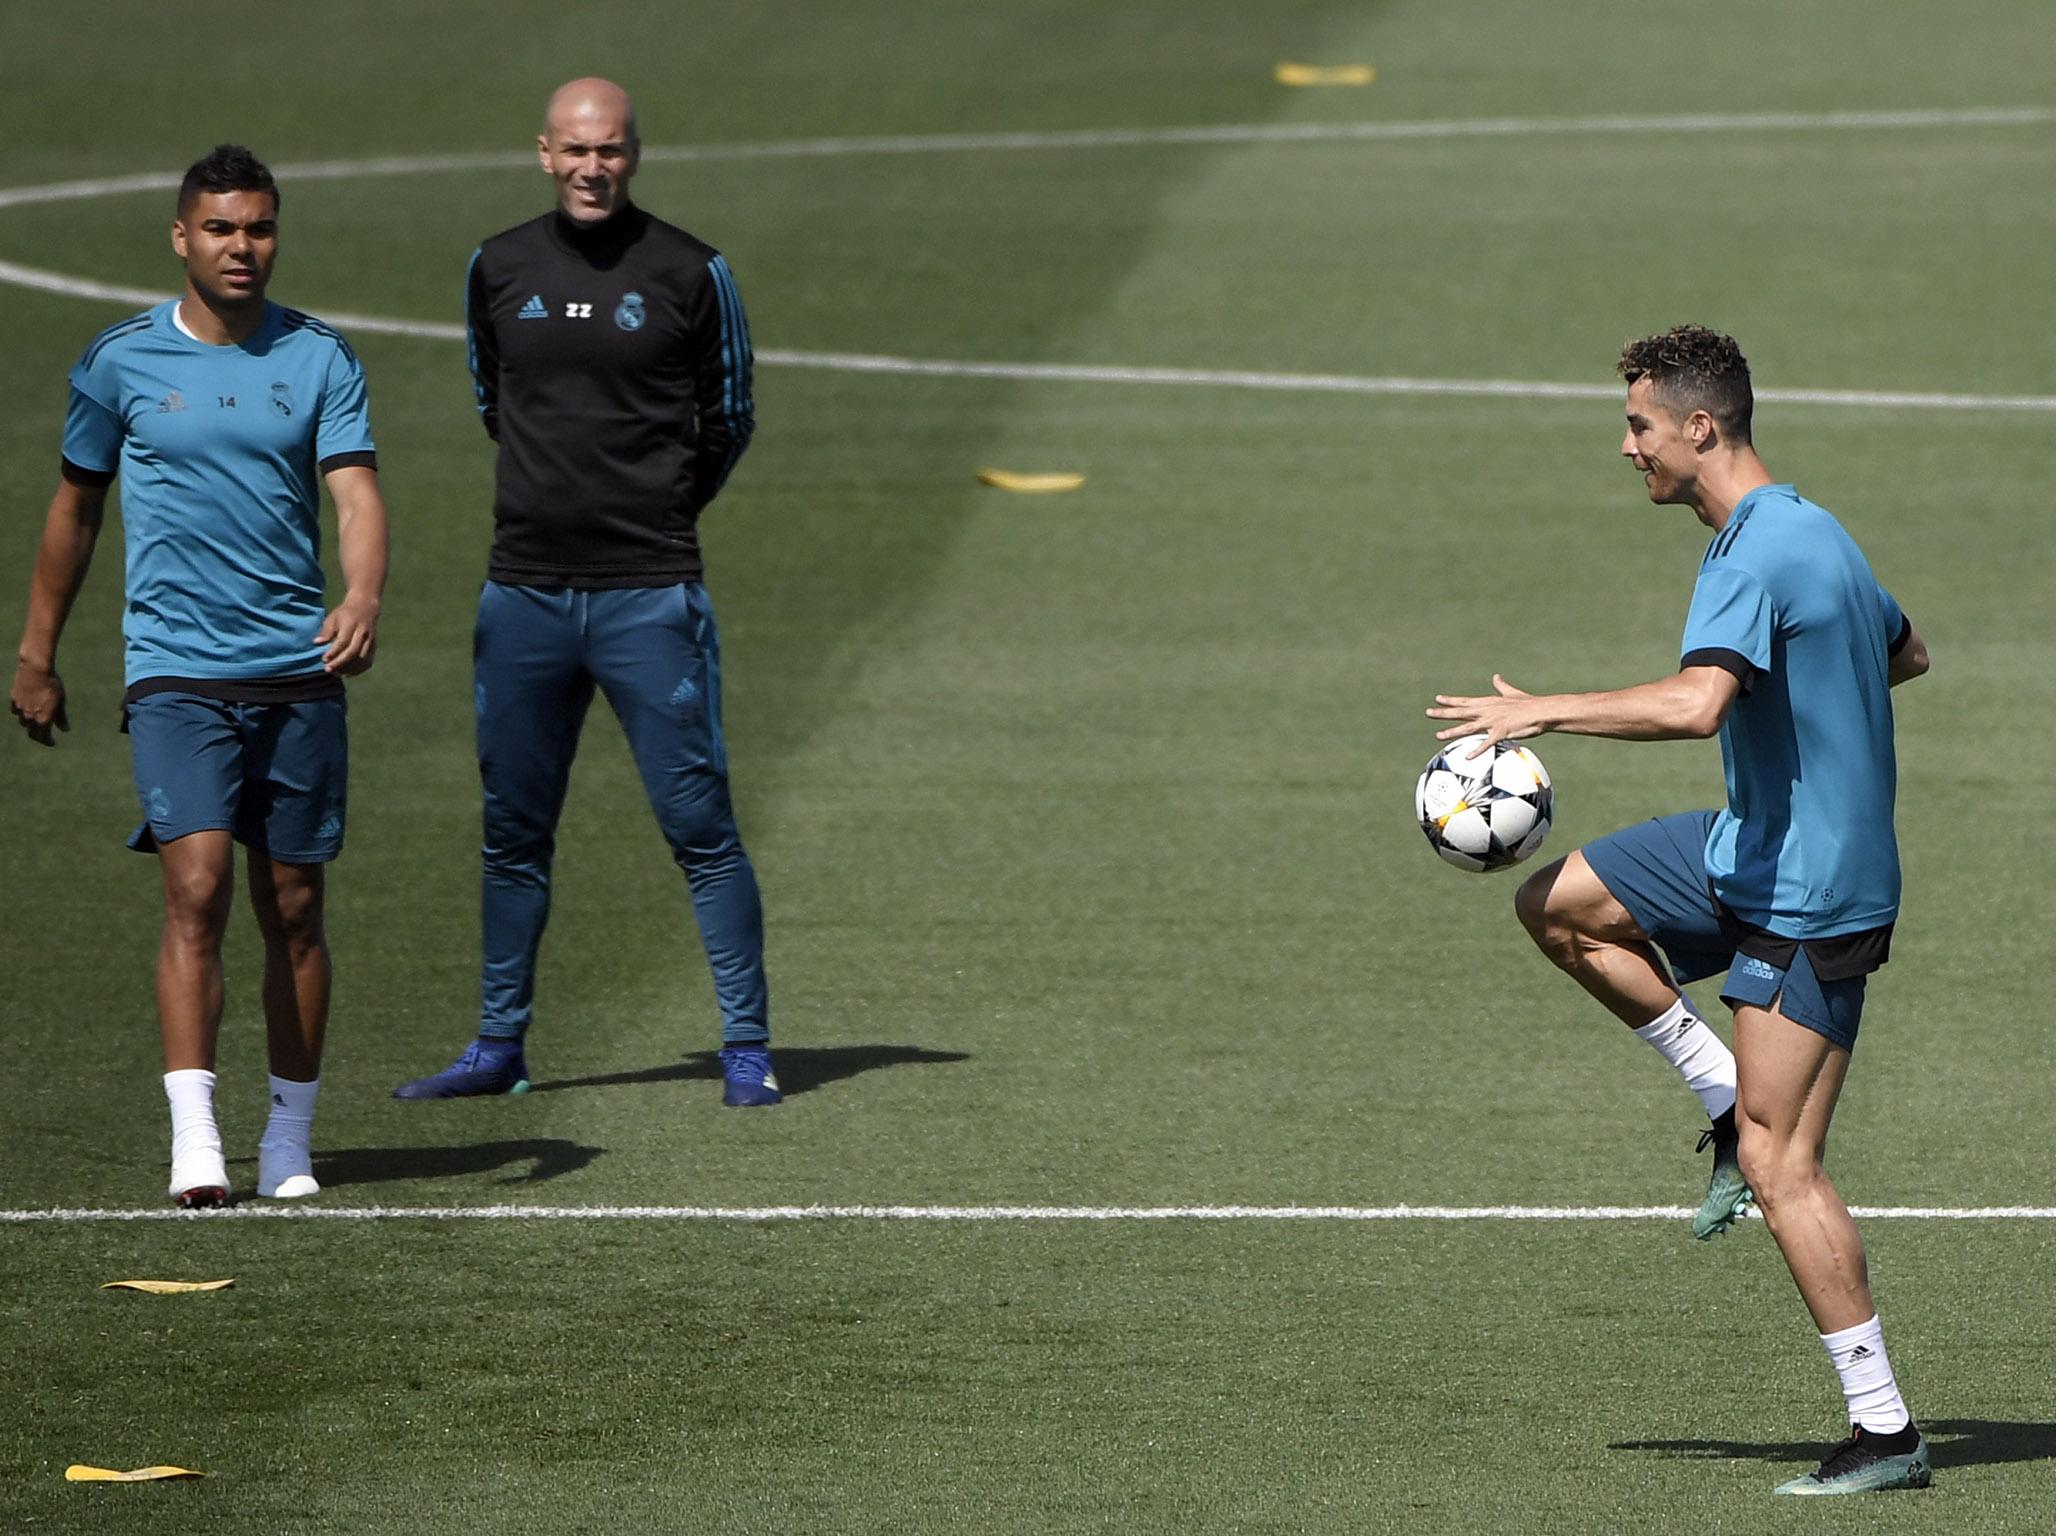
[10,478,108,746]
[1428,665,1740,750]
[1888,622,1930,687]
[318,465,389,677]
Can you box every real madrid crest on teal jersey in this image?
[614,291,645,331]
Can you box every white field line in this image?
[1,106,2050,214]
[5,1203,2056,1223]
[0,258,466,339]
[5,106,2053,413]
[3,259,2052,414]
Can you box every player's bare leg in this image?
[156,831,234,1069]
[1516,851,1748,1234]
[249,856,328,1078]
[155,830,235,1205]
[248,855,329,1198]
[1515,852,1680,1023]
[1737,1000,1929,1494]
[1732,1004,1866,1327]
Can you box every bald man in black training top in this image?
[395,78,777,1106]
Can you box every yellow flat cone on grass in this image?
[1274,62,1376,87]
[977,469,1085,493]
[101,1279,235,1294]
[66,1465,208,1482]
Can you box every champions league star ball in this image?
[1415,736,1554,873]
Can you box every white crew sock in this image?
[1820,1314,1911,1434]
[258,1075,321,1198]
[1632,998,1738,1119]
[163,1069,222,1161]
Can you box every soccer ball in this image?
[1415,736,1554,873]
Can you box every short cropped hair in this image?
[177,144,280,215]
[1617,325,1752,443]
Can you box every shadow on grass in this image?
[311,1138,604,1188]
[530,1043,970,1098]
[1610,1419,2056,1471]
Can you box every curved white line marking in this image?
[4,255,2050,413]
[4,1203,2055,1222]
[0,258,467,339]
[4,107,2053,413]
[3,106,2049,212]
[760,349,2056,413]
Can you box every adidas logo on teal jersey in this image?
[517,294,548,320]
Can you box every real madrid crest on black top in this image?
[467,204,756,587]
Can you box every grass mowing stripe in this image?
[8,1204,2056,1222]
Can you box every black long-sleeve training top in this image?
[465,204,755,586]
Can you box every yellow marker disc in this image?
[977,469,1086,494]
[101,1279,235,1294]
[1274,62,1376,87]
[66,1465,208,1482]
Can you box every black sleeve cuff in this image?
[1888,613,1913,657]
[318,451,379,474]
[1681,647,1757,694]
[60,456,116,488]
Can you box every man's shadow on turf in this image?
[304,1139,605,1188]
[1611,1419,2056,1471]
[529,1043,970,1099]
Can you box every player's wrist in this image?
[15,651,57,677]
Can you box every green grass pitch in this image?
[2,2,2053,1530]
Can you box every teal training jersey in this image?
[1680,484,1907,938]
[63,300,376,686]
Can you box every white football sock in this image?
[258,1074,321,1198]
[1820,1314,1911,1433]
[1632,998,1738,1119]
[163,1069,222,1160]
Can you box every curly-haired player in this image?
[1428,326,1933,1496]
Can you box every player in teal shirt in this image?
[1429,328,1934,1496]
[1682,482,1909,941]
[65,294,376,686]
[9,146,390,1212]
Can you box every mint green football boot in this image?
[1692,1107,1754,1240]
[1773,1425,1932,1496]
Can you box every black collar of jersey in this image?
[548,203,651,264]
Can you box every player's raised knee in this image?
[1513,856,1569,941]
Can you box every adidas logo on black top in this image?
[517,294,548,320]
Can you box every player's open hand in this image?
[1427,674,1544,751]
[9,660,69,746]
[318,594,380,676]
